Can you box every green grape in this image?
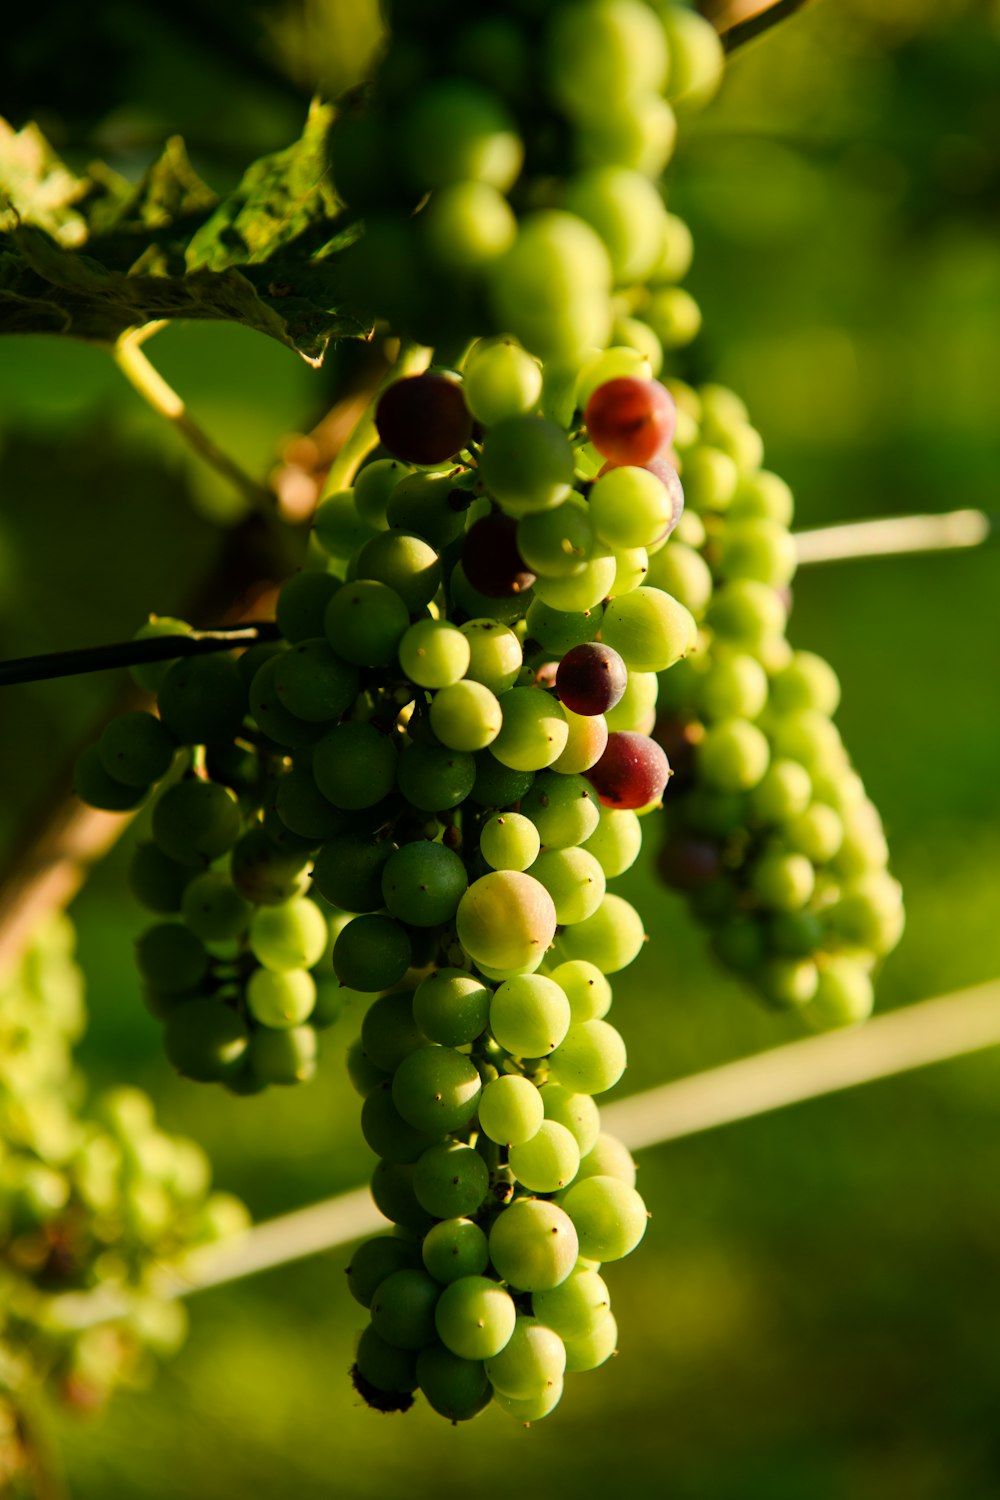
[757,956,820,1007]
[430,680,502,751]
[547,1019,627,1095]
[315,480,380,558]
[361,1080,440,1164]
[152,780,241,868]
[784,803,844,863]
[540,1083,601,1154]
[312,980,344,1030]
[402,80,522,192]
[180,872,251,943]
[770,650,841,717]
[556,893,646,974]
[354,1325,418,1401]
[460,619,523,693]
[325,580,410,669]
[610,546,650,596]
[485,1317,567,1401]
[248,655,324,748]
[720,519,797,589]
[414,1142,490,1219]
[581,807,643,878]
[457,871,557,974]
[488,1199,579,1292]
[74,745,149,811]
[371,1268,441,1351]
[532,551,617,613]
[748,759,813,823]
[275,763,344,842]
[419,180,517,271]
[381,840,468,927]
[463,339,542,426]
[392,1046,483,1134]
[489,974,571,1058]
[347,1235,422,1308]
[834,799,890,877]
[660,1,725,108]
[576,1132,637,1186]
[517,498,594,579]
[479,416,576,519]
[601,587,697,673]
[434,1276,517,1361]
[525,599,603,655]
[422,1218,490,1285]
[564,166,668,284]
[559,1175,647,1261]
[730,469,794,526]
[533,1269,611,1341]
[163,1000,249,1082]
[551,709,609,776]
[135,923,209,994]
[546,0,668,120]
[312,834,396,913]
[830,872,904,954]
[613,313,664,375]
[272,639,359,724]
[334,915,412,991]
[653,211,695,286]
[520,771,600,849]
[644,286,702,349]
[369,1161,436,1235]
[604,671,658,736]
[549,960,612,1021]
[246,968,316,1029]
[157,655,246,746]
[412,968,491,1047]
[698,718,770,793]
[129,616,193,693]
[490,688,568,772]
[562,1313,618,1373]
[646,541,713,618]
[489,211,612,362]
[531,848,606,926]
[399,619,470,689]
[398,742,477,811]
[578,91,677,177]
[494,1379,564,1421]
[707,579,787,653]
[354,459,411,530]
[355,532,442,613]
[312,722,398,810]
[361,991,425,1073]
[509,1120,580,1193]
[478,1074,545,1146]
[98,711,175,788]
[750,851,816,911]
[805,958,874,1028]
[275,570,344,642]
[769,710,847,780]
[230,828,310,906]
[469,753,534,809]
[386,472,470,549]
[129,841,191,913]
[416,1343,491,1422]
[698,654,768,722]
[480,812,540,872]
[347,1038,390,1097]
[249,899,327,970]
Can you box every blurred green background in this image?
[3,0,1000,1496]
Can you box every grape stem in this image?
[48,976,1000,1328]
[321,340,432,496]
[0,623,281,690]
[109,325,277,513]
[793,508,993,565]
[710,0,814,54]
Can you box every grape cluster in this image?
[0,917,247,1409]
[332,0,722,365]
[650,382,905,1019]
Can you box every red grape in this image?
[375,374,473,465]
[657,836,721,889]
[462,514,536,597]
[556,643,627,716]
[585,731,671,809]
[584,377,676,466]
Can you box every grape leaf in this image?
[0,108,371,363]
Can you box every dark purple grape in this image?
[656,835,721,889]
[461,514,535,598]
[585,731,670,809]
[653,715,699,792]
[375,374,473,465]
[556,643,627,717]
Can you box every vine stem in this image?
[110,327,276,513]
[321,341,432,496]
[0,623,280,690]
[714,0,814,53]
[49,977,1000,1328]
[793,508,992,565]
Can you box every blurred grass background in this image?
[2,0,1000,1496]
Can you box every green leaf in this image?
[0,109,371,363]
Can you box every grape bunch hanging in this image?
[67,0,904,1430]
